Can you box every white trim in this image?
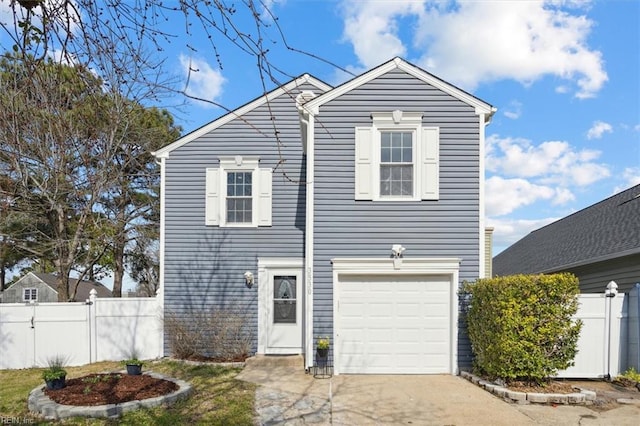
[304,58,493,118]
[257,258,304,355]
[478,113,486,279]
[372,112,424,201]
[331,257,460,375]
[153,75,332,158]
[156,158,167,302]
[217,157,263,227]
[304,113,316,368]
[158,157,166,356]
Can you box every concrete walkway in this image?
[237,356,640,425]
[237,356,537,425]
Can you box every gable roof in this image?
[493,184,640,275]
[303,57,495,120]
[31,272,113,300]
[153,74,332,158]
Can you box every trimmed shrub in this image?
[462,273,582,383]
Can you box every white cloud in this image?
[179,55,226,107]
[486,134,610,186]
[586,120,613,139]
[340,0,423,68]
[488,216,560,255]
[612,167,640,193]
[503,101,522,120]
[485,176,572,216]
[340,0,607,98]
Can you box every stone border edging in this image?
[28,370,192,420]
[460,371,596,405]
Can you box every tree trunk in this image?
[112,242,124,297]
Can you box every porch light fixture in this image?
[244,271,254,287]
[391,244,405,269]
[391,244,405,258]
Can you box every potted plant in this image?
[42,355,68,390]
[123,358,144,375]
[316,336,330,366]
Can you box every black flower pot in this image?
[316,348,329,366]
[45,376,66,390]
[126,364,143,375]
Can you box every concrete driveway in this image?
[237,356,640,425]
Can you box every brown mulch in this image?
[44,373,178,406]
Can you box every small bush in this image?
[462,273,582,383]
[165,306,253,361]
[617,367,640,383]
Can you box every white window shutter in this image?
[257,168,272,226]
[421,127,439,200]
[355,127,374,200]
[205,168,220,225]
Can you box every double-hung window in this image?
[355,110,439,201]
[380,131,414,197]
[205,156,272,227]
[23,288,37,302]
[226,171,253,224]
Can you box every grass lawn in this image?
[0,359,256,425]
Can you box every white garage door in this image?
[336,274,452,374]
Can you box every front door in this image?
[267,272,302,352]
[258,259,304,354]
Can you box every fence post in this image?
[604,281,618,380]
[88,289,98,364]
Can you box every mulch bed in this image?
[44,373,178,406]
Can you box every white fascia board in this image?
[304,57,494,118]
[152,74,332,158]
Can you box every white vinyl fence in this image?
[0,291,163,370]
[557,283,640,379]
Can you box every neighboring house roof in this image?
[493,184,640,275]
[31,272,113,300]
[153,73,333,158]
[303,57,496,120]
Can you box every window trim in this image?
[371,111,423,201]
[219,157,260,227]
[355,111,439,201]
[23,287,37,302]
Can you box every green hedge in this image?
[462,273,582,383]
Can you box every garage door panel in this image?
[337,274,452,374]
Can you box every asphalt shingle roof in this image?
[493,184,640,276]
[33,272,113,300]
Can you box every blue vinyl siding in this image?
[312,69,482,367]
[162,82,323,355]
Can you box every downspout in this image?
[478,112,487,279]
[304,112,315,370]
[477,107,496,279]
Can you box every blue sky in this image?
[168,0,640,254]
[2,0,639,258]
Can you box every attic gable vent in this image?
[296,90,316,111]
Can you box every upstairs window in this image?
[205,156,272,227]
[23,288,37,302]
[380,131,413,197]
[226,171,253,224]
[355,110,439,201]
